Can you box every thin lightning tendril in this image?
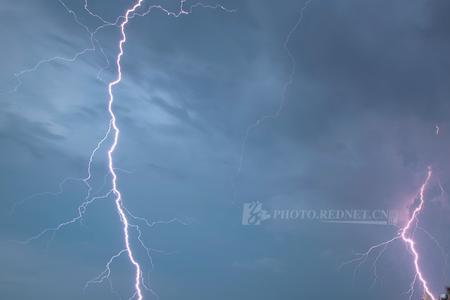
[418,225,450,284]
[236,0,312,175]
[5,0,115,94]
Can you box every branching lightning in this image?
[341,167,437,300]
[10,0,234,298]
[5,0,116,94]
[400,167,434,300]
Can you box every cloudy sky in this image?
[1,0,450,299]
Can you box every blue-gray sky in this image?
[1,0,450,299]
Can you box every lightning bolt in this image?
[105,2,146,299]
[400,166,435,300]
[10,1,234,298]
[341,167,436,300]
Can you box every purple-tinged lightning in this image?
[400,166,435,300]
[341,167,437,299]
